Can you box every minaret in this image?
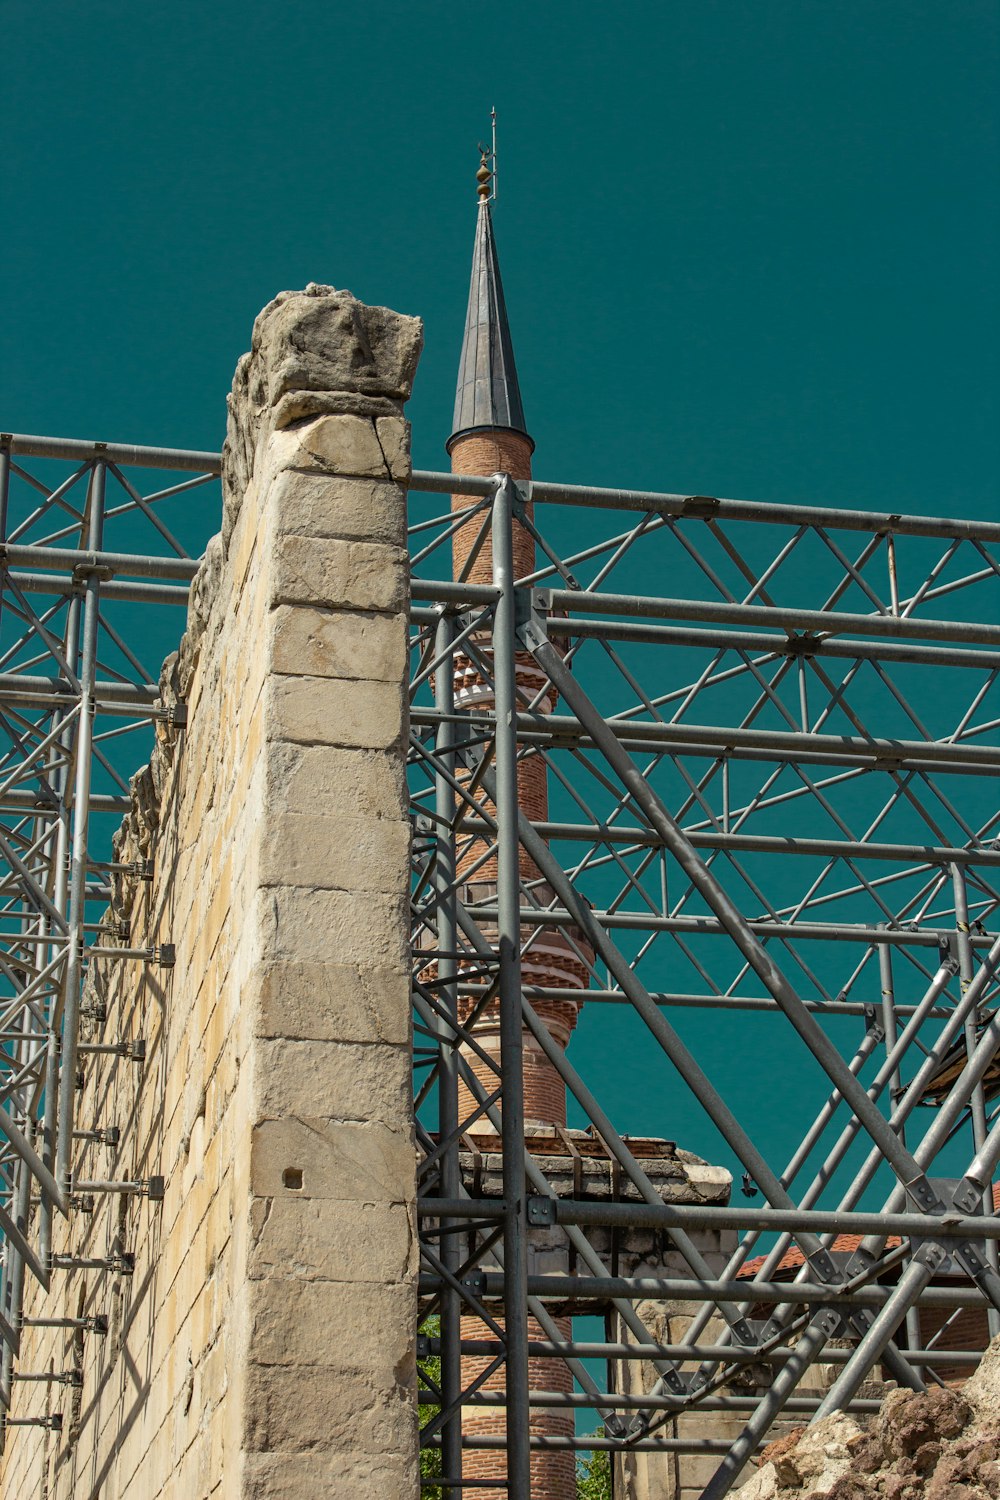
[447,143,588,1500]
[448,148,590,1131]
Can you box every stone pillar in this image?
[229,286,423,1499]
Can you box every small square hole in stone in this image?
[282,1168,304,1190]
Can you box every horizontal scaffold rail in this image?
[420,1273,990,1310]
[410,604,1000,670]
[410,579,1000,647]
[457,817,1000,867]
[4,433,222,474]
[13,441,999,540]
[0,543,199,580]
[465,903,998,948]
[417,1196,1000,1240]
[411,467,1000,542]
[411,705,1000,775]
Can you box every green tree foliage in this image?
[418,1317,442,1499]
[577,1438,613,1500]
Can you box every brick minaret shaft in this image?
[446,177,585,1500]
[449,427,586,1128]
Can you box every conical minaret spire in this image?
[447,151,532,452]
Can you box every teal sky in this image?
[3,0,998,517]
[2,1,998,1192]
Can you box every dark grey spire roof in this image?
[448,200,531,450]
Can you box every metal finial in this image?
[476,107,498,204]
[476,150,492,202]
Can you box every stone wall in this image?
[0,286,422,1500]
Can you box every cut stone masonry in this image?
[0,285,423,1500]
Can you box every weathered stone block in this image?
[250,1118,414,1203]
[257,885,409,966]
[265,413,411,482]
[269,534,407,612]
[257,811,409,893]
[251,1037,411,1121]
[266,470,406,545]
[249,1198,414,1283]
[265,674,405,749]
[268,604,406,682]
[243,1363,416,1454]
[265,741,406,820]
[250,285,422,416]
[242,1450,418,1500]
[252,959,411,1045]
[247,1278,415,1372]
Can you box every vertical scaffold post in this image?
[55,459,106,1198]
[0,435,15,1409]
[0,1150,31,1406]
[40,572,86,1266]
[433,611,463,1495]
[878,936,921,1352]
[952,864,1000,1337]
[490,473,532,1499]
[0,433,9,713]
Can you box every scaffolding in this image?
[407,467,1000,1496]
[0,433,211,1432]
[0,434,998,1497]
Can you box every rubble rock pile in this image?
[732,1334,1000,1499]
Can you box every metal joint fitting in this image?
[908,1176,946,1213]
[512,586,535,631]
[511,478,532,515]
[681,494,720,517]
[463,741,486,771]
[71,562,115,585]
[806,1248,841,1284]
[912,1239,949,1274]
[731,1317,758,1348]
[516,615,548,653]
[526,1196,556,1226]
[952,1177,987,1214]
[814,1306,845,1339]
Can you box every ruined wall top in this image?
[223,284,423,519]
